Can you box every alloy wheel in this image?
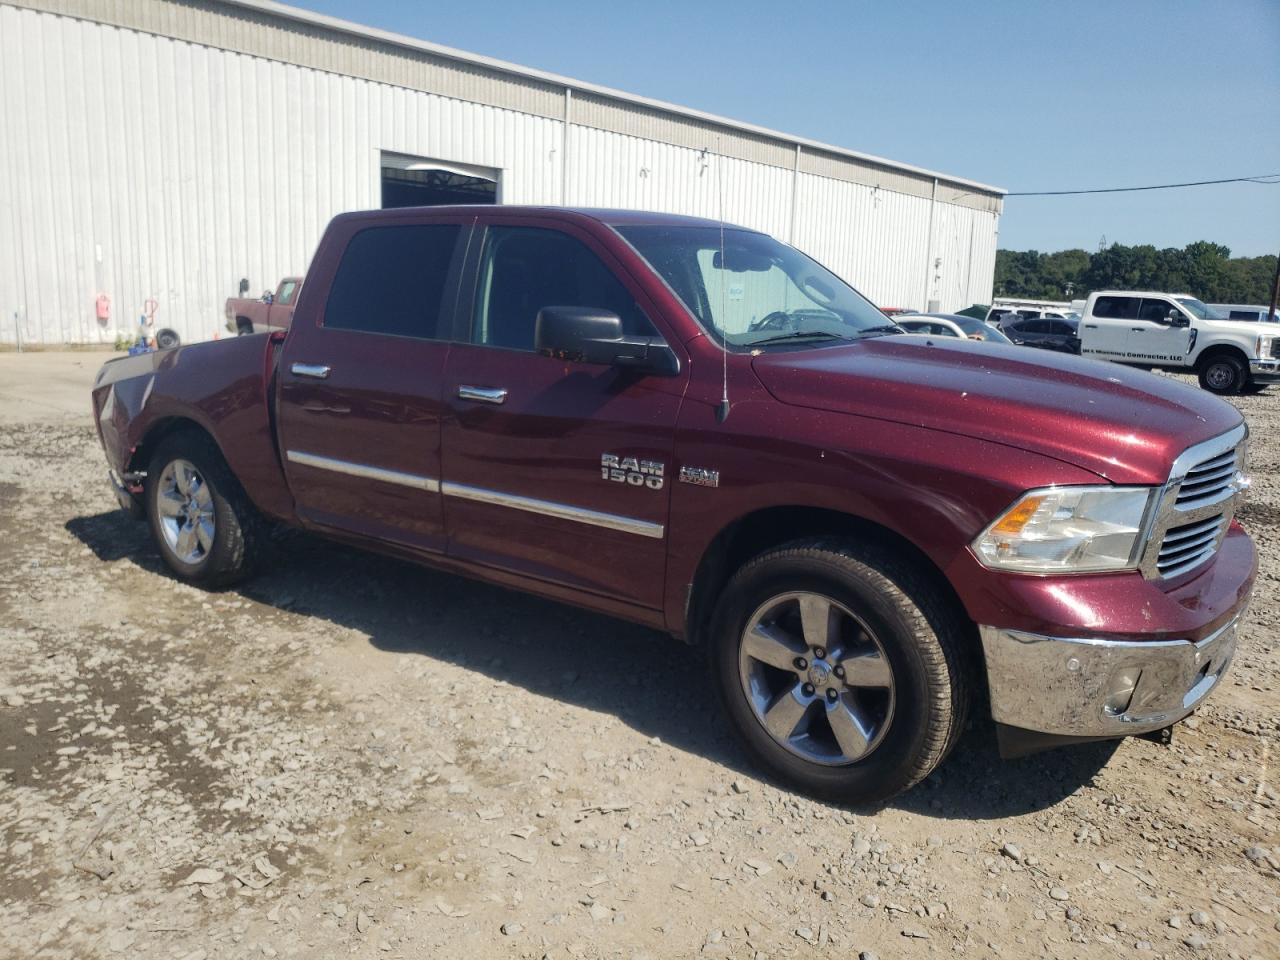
[737,591,895,766]
[156,458,215,565]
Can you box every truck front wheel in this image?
[1198,354,1247,394]
[145,432,262,588]
[709,539,970,804]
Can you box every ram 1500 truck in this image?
[92,207,1256,803]
[225,276,303,335]
[1078,290,1280,394]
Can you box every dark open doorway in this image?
[380,152,499,208]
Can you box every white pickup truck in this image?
[1078,290,1280,394]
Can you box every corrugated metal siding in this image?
[568,128,794,240]
[8,0,567,119]
[792,174,933,309]
[572,93,795,170]
[7,0,1003,209]
[0,4,999,344]
[0,4,563,344]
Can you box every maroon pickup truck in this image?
[92,206,1255,803]
[225,276,303,336]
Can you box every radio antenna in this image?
[714,142,730,423]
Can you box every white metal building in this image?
[0,0,1004,346]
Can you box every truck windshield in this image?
[1176,297,1225,321]
[616,225,898,348]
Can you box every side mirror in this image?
[262,290,274,304]
[535,306,679,376]
[1166,309,1188,327]
[239,278,250,296]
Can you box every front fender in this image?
[663,397,1107,636]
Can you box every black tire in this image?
[709,538,971,804]
[236,317,254,336]
[1198,354,1247,394]
[145,430,262,588]
[155,328,181,350]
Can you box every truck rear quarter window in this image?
[472,226,655,351]
[325,224,461,338]
[1093,296,1140,320]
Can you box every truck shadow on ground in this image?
[68,509,1121,819]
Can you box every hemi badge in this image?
[679,465,720,488]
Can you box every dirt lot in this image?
[1,351,1277,960]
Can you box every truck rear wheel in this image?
[709,538,970,804]
[1198,354,1246,394]
[145,431,261,588]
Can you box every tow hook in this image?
[1138,725,1174,747]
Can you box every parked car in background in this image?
[954,304,991,321]
[896,316,968,339]
[1079,291,1280,394]
[1000,315,1081,354]
[92,206,1255,804]
[225,277,303,335]
[1209,304,1278,323]
[897,314,1012,344]
[986,298,1075,327]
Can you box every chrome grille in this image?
[1175,449,1237,507]
[1156,515,1227,577]
[1140,425,1246,580]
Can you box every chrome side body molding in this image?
[285,451,663,539]
[286,450,440,492]
[442,481,664,539]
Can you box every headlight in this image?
[973,486,1157,573]
[1257,335,1274,359]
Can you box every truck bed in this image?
[92,335,295,522]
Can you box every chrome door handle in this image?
[457,385,507,405]
[291,362,331,379]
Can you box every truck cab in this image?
[1079,290,1280,394]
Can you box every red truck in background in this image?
[92,206,1254,803]
[225,276,303,336]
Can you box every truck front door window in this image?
[472,227,655,351]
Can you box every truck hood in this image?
[1201,318,1274,339]
[750,337,1243,484]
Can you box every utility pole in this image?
[1269,247,1279,323]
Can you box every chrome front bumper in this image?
[108,468,146,519]
[979,614,1241,738]
[1249,359,1280,382]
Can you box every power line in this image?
[1007,174,1280,197]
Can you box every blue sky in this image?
[298,0,1279,256]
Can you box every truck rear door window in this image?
[325,224,460,338]
[1093,296,1140,320]
[472,226,655,351]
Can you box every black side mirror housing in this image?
[535,307,679,376]
[1166,310,1189,327]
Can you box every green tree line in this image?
[995,242,1277,305]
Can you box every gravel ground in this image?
[1,353,1277,960]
